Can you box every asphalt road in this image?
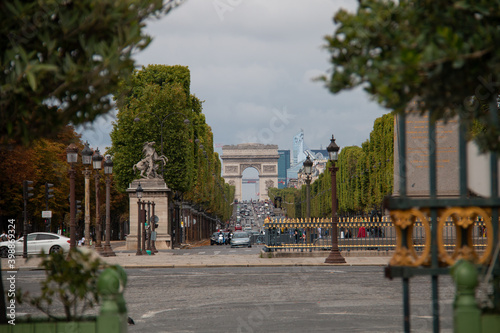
[12,266,455,333]
[114,243,265,256]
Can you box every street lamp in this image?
[134,112,190,177]
[303,155,313,220]
[92,148,103,251]
[81,142,93,248]
[136,182,143,256]
[66,143,79,250]
[103,155,115,256]
[325,135,346,263]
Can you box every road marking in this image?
[319,312,403,318]
[214,251,221,255]
[198,252,206,254]
[183,253,190,255]
[142,309,178,319]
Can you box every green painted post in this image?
[113,265,128,315]
[451,260,480,333]
[97,266,128,333]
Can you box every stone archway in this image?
[221,143,279,201]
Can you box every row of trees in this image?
[0,64,234,241]
[0,127,128,237]
[110,65,234,222]
[268,113,394,218]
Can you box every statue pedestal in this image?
[126,179,172,250]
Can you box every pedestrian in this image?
[0,230,7,241]
[357,226,366,238]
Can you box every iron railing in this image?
[263,217,489,254]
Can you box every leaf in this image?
[26,71,37,91]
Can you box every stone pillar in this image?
[126,179,171,250]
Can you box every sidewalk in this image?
[1,244,391,270]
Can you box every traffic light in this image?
[23,180,34,200]
[76,200,82,214]
[45,183,54,202]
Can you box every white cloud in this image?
[79,0,389,159]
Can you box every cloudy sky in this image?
[78,0,389,162]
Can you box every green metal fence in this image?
[384,109,500,333]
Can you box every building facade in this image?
[278,150,290,188]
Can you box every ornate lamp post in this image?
[66,143,79,250]
[92,148,103,251]
[81,142,93,247]
[303,155,313,220]
[325,135,346,264]
[103,155,115,256]
[136,182,143,256]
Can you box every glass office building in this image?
[278,150,290,189]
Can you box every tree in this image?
[0,126,82,232]
[321,0,500,152]
[1,0,183,146]
[111,65,234,223]
[110,65,195,193]
[269,114,394,217]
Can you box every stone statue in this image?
[133,142,168,179]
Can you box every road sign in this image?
[42,211,52,218]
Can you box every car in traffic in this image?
[0,232,71,257]
[234,224,242,231]
[230,231,251,248]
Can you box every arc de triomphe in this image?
[221,143,279,201]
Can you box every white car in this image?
[0,232,71,257]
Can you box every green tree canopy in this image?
[269,113,393,217]
[111,65,195,193]
[321,0,500,152]
[0,0,181,145]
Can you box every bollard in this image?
[97,265,128,333]
[451,259,481,333]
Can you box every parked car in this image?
[0,232,71,258]
[230,232,251,248]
